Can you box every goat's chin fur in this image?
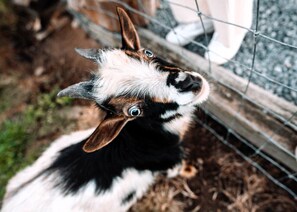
[2,129,157,212]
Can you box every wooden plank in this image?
[73,15,297,171]
[68,0,159,32]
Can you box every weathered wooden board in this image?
[68,0,159,32]
[72,12,297,171]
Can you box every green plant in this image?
[0,2,5,12]
[0,0,9,16]
[0,116,33,199]
[0,87,72,199]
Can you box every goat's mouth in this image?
[182,72,209,105]
[178,81,209,107]
[190,80,210,105]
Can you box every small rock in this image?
[284,58,292,68]
[274,65,282,73]
[290,90,297,100]
[34,66,45,76]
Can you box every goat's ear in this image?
[117,7,141,51]
[83,114,130,153]
[57,81,95,100]
[75,48,102,63]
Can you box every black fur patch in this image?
[167,73,202,93]
[166,72,179,86]
[153,57,183,73]
[142,99,179,120]
[100,94,180,122]
[121,191,136,205]
[46,113,183,195]
[83,82,94,93]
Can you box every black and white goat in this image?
[2,8,209,212]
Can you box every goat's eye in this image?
[128,105,141,117]
[144,49,154,58]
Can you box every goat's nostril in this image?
[179,75,202,92]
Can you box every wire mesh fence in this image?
[68,0,297,199]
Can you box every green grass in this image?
[0,119,31,197]
[0,2,6,13]
[0,0,9,15]
[0,87,72,199]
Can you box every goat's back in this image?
[2,129,155,212]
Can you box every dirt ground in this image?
[0,5,296,211]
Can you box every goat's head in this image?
[58,8,210,153]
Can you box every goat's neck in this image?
[124,115,189,144]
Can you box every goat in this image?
[2,7,210,212]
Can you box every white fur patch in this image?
[166,163,182,178]
[161,110,178,119]
[94,50,172,102]
[163,113,194,138]
[175,72,187,83]
[168,85,195,105]
[3,168,155,212]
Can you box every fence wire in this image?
[71,0,297,200]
